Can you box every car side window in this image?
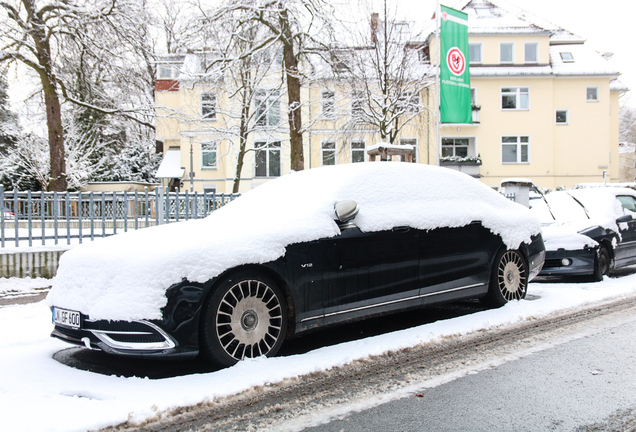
[617,196,636,213]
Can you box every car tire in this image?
[590,246,611,282]
[481,248,528,307]
[200,271,288,368]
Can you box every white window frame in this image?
[200,93,217,121]
[501,87,529,110]
[158,65,178,79]
[469,43,483,64]
[255,90,281,127]
[441,137,470,158]
[350,139,366,163]
[321,141,336,166]
[351,90,365,120]
[202,184,217,194]
[499,42,514,64]
[560,52,574,63]
[555,109,569,125]
[587,86,600,102]
[201,141,219,169]
[399,138,417,163]
[322,90,336,119]
[524,42,539,64]
[397,91,420,114]
[474,6,492,17]
[254,141,281,178]
[501,136,530,164]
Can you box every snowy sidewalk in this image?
[2,274,636,431]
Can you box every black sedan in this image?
[48,163,545,368]
[532,187,636,281]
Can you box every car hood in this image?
[541,222,599,252]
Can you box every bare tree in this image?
[205,0,335,172]
[329,1,434,146]
[620,104,636,144]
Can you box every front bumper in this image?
[51,314,198,359]
[539,246,597,276]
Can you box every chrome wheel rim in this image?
[215,280,283,361]
[497,251,527,301]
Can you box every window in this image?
[255,90,281,127]
[351,90,365,120]
[351,140,365,163]
[524,42,538,63]
[560,52,574,63]
[587,86,600,102]
[502,136,529,164]
[501,87,529,110]
[201,141,218,168]
[400,138,417,163]
[618,196,636,213]
[257,48,283,65]
[469,43,482,64]
[322,90,335,119]
[475,6,493,17]
[500,43,514,63]
[201,93,217,120]
[392,22,410,39]
[322,141,336,165]
[442,138,469,158]
[555,109,569,124]
[418,48,429,62]
[158,65,177,79]
[397,91,420,114]
[203,184,217,194]
[254,141,281,177]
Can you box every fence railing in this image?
[0,186,240,248]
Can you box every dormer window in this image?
[474,7,493,17]
[560,52,574,63]
[158,65,178,79]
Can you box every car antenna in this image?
[566,192,591,219]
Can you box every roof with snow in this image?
[446,0,623,79]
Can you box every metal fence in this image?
[0,186,240,248]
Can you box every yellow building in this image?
[154,0,627,193]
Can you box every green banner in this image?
[440,5,472,124]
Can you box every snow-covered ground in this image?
[2,274,636,432]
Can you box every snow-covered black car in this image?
[48,163,545,368]
[531,187,636,281]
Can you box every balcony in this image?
[439,156,482,178]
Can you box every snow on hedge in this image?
[47,163,541,321]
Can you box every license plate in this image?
[53,307,81,329]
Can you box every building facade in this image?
[154,0,626,193]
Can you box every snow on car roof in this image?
[47,163,541,321]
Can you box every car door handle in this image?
[392,226,410,232]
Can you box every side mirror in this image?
[617,214,633,223]
[334,200,359,223]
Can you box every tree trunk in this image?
[280,7,304,172]
[23,0,67,191]
[233,93,250,193]
[42,77,67,191]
